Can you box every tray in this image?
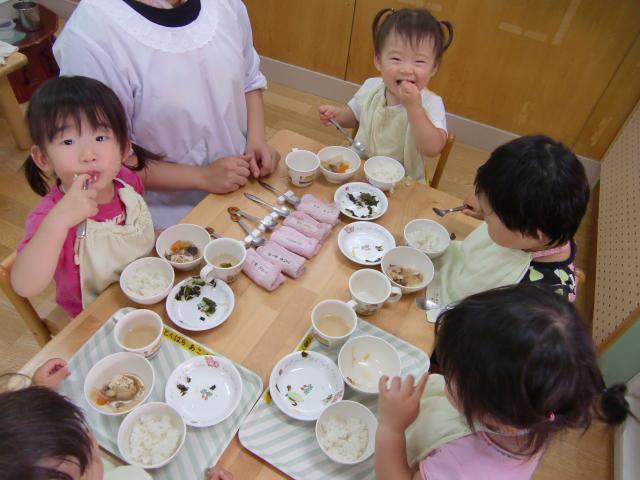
[59,307,262,479]
[238,318,429,479]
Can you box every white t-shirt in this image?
[347,77,447,132]
[54,0,267,228]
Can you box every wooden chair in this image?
[0,52,31,150]
[0,252,52,346]
[428,132,456,189]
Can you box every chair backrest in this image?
[0,252,51,346]
[428,132,456,189]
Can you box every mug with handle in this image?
[348,268,402,316]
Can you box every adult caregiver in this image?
[54,0,280,229]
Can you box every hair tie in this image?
[548,412,556,422]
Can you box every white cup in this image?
[285,148,320,187]
[200,238,246,284]
[311,299,358,350]
[113,309,163,359]
[348,269,402,316]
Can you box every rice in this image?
[126,270,170,298]
[407,228,447,252]
[129,414,181,466]
[319,415,368,462]
[368,162,403,182]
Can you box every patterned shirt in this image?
[520,241,577,302]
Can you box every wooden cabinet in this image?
[246,0,640,160]
[244,0,355,79]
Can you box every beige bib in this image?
[426,223,531,321]
[76,181,155,308]
[354,82,427,182]
[405,374,471,466]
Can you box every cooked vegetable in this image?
[197,297,217,316]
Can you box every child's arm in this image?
[11,174,97,298]
[397,81,447,157]
[376,373,429,480]
[245,89,281,177]
[318,104,358,129]
[462,193,484,220]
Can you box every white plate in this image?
[333,182,388,221]
[269,351,344,421]
[166,277,234,331]
[338,222,396,266]
[165,355,243,427]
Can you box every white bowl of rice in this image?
[364,156,405,191]
[404,219,451,259]
[316,400,377,464]
[118,402,186,469]
[120,257,175,305]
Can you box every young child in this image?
[11,76,161,318]
[376,285,631,480]
[463,135,590,302]
[424,135,589,321]
[0,359,233,480]
[319,8,453,182]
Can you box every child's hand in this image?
[205,466,233,480]
[245,140,281,177]
[462,194,484,220]
[318,105,341,126]
[396,80,422,109]
[51,173,98,229]
[378,373,428,433]
[203,156,253,193]
[32,358,70,390]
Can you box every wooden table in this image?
[0,51,30,149]
[21,129,479,477]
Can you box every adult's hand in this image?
[245,139,280,177]
[202,155,253,193]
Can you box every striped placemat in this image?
[59,308,262,480]
[238,319,429,479]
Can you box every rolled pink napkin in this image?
[270,226,321,259]
[257,240,306,278]
[297,194,340,226]
[242,248,286,291]
[283,210,332,243]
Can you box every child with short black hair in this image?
[376,285,631,480]
[464,134,590,301]
[12,76,162,318]
[319,8,453,182]
[425,135,589,319]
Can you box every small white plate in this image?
[165,355,243,427]
[166,277,234,331]
[269,351,344,421]
[334,182,388,221]
[338,222,396,266]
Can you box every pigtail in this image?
[597,384,635,425]
[128,143,164,172]
[372,8,394,46]
[24,156,50,197]
[439,20,454,52]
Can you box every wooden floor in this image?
[0,81,609,479]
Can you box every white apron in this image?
[75,180,155,308]
[426,223,531,321]
[354,82,427,183]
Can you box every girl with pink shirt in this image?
[12,76,162,318]
[376,284,631,480]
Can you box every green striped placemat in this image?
[59,308,262,479]
[238,319,429,479]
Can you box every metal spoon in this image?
[229,213,265,247]
[205,227,221,239]
[76,179,90,239]
[432,205,466,217]
[257,180,300,207]
[228,206,277,232]
[415,296,443,311]
[328,118,366,157]
[244,193,290,217]
[206,226,253,248]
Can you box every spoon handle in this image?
[76,179,90,239]
[244,192,274,209]
[328,118,354,143]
